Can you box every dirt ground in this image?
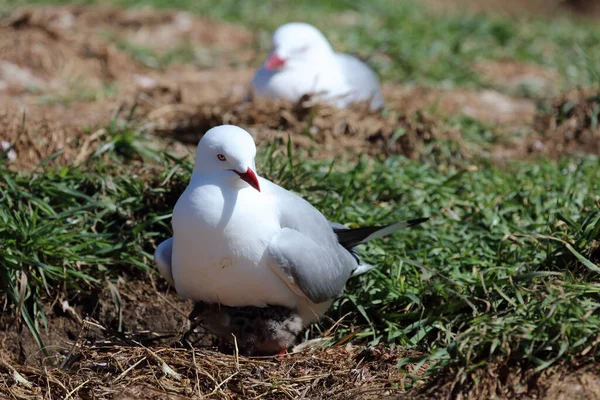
[3,4,600,399]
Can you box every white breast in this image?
[252,63,351,107]
[171,181,299,308]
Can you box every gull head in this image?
[193,125,260,192]
[264,22,333,71]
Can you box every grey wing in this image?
[336,53,384,110]
[266,228,357,304]
[262,178,344,248]
[154,237,175,286]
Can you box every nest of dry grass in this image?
[143,94,442,160]
[0,280,425,399]
[0,319,424,400]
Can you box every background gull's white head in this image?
[264,22,334,71]
[193,125,260,191]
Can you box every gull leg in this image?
[181,318,201,347]
[278,348,288,359]
[217,336,231,353]
[182,302,205,347]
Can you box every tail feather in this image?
[351,263,375,277]
[333,217,428,250]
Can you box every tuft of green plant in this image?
[0,154,190,353]
[92,106,160,162]
[35,84,117,106]
[113,39,198,69]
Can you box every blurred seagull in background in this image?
[154,125,426,355]
[252,22,384,111]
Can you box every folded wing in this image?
[154,237,175,286]
[266,228,356,304]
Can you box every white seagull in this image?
[154,125,426,354]
[252,22,384,111]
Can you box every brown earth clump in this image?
[0,279,194,366]
[0,6,254,102]
[69,5,253,54]
[0,8,147,97]
[0,7,152,170]
[143,94,443,160]
[529,88,600,157]
[488,88,600,162]
[0,102,119,170]
[0,7,254,170]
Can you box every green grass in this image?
[112,38,198,69]
[35,84,118,106]
[0,157,179,349]
[2,141,600,373]
[331,156,600,372]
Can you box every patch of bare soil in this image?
[1,344,421,399]
[0,5,253,102]
[0,279,425,399]
[1,9,143,97]
[412,360,600,400]
[1,102,116,169]
[3,6,253,69]
[0,279,194,366]
[384,84,537,125]
[473,60,560,96]
[69,6,253,54]
[0,6,255,170]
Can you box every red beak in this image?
[235,168,261,192]
[265,54,286,70]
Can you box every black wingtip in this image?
[333,216,430,250]
[406,217,429,227]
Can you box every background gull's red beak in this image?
[235,168,261,192]
[265,54,286,70]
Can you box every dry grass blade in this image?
[64,379,90,400]
[112,356,147,384]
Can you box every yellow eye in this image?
[217,154,227,162]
